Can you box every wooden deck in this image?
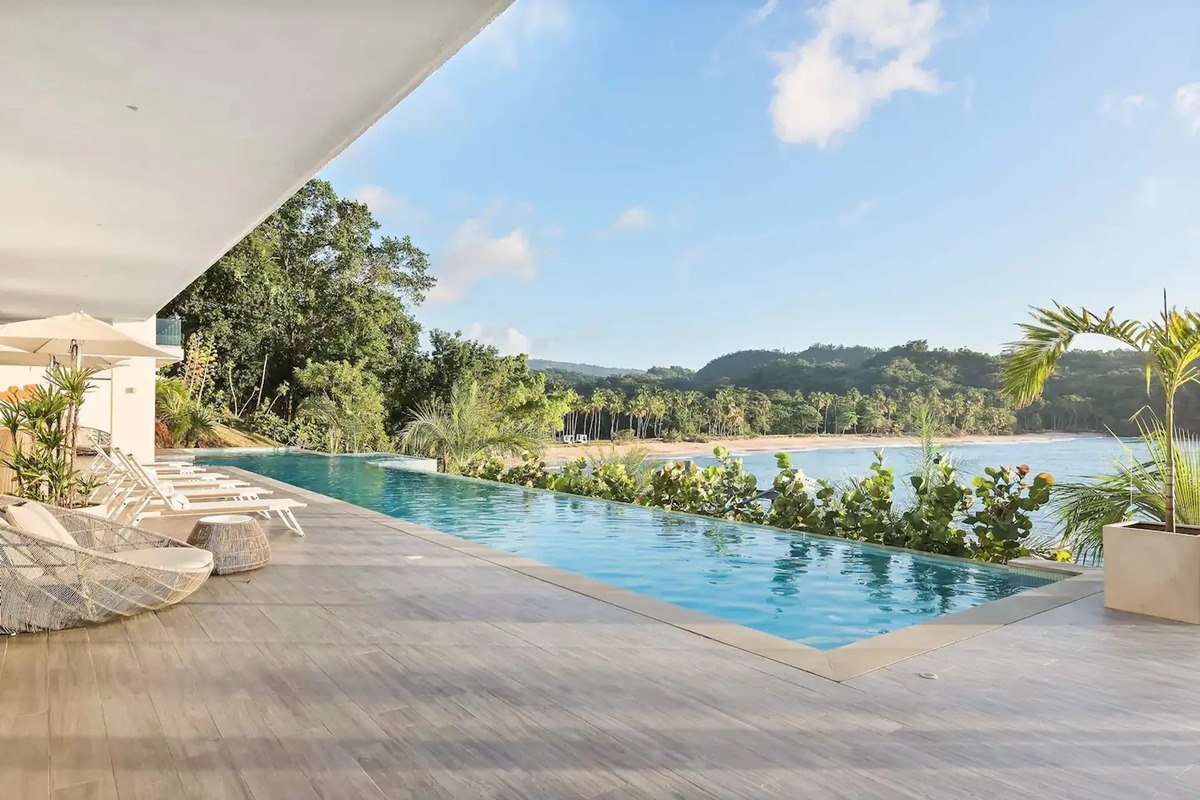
[2,480,1199,799]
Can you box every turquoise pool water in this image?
[205,452,1058,650]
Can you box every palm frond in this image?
[1052,418,1200,564]
[1001,303,1147,406]
[398,380,544,473]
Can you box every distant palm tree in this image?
[1001,301,1200,532]
[398,380,543,473]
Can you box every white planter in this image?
[1103,521,1200,624]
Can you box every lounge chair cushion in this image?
[5,501,76,548]
[116,547,213,572]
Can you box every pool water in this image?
[206,452,1058,650]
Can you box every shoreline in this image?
[541,432,1106,466]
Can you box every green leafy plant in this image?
[399,380,543,473]
[896,459,971,556]
[155,378,217,448]
[295,360,389,454]
[1,369,100,507]
[964,465,1054,563]
[1002,301,1200,532]
[458,444,1052,564]
[1052,416,1200,564]
[642,447,765,523]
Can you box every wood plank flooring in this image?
[1,485,1198,798]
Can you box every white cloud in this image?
[464,322,532,356]
[349,185,429,234]
[1099,93,1146,123]
[752,0,779,24]
[478,0,569,68]
[1175,83,1200,133]
[610,206,652,233]
[1187,226,1200,241]
[428,218,537,304]
[769,0,943,148]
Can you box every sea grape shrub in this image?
[964,465,1054,563]
[643,447,765,523]
[768,451,897,543]
[588,462,641,504]
[499,456,553,489]
[896,461,972,556]
[766,453,820,531]
[710,447,767,523]
[644,460,707,514]
[547,458,597,496]
[460,445,1054,565]
[835,453,898,543]
[461,456,506,481]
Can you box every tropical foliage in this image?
[1,366,99,507]
[461,445,1053,565]
[294,360,388,454]
[160,180,569,453]
[1052,417,1200,564]
[542,338,1200,441]
[1003,302,1200,532]
[155,379,218,448]
[398,381,544,473]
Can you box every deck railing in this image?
[155,316,182,348]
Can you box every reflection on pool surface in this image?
[205,453,1057,650]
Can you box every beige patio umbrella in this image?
[0,344,126,370]
[0,313,174,448]
[0,312,175,361]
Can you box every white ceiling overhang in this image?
[0,0,511,321]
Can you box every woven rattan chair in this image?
[0,496,213,633]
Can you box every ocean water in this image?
[682,434,1139,487]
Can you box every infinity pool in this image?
[205,453,1058,650]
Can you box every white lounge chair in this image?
[115,452,266,501]
[138,497,306,536]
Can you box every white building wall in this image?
[107,318,159,462]
[0,316,160,463]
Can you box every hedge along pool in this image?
[204,452,1059,650]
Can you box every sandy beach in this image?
[541,432,1103,466]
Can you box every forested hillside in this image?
[526,360,643,378]
[536,340,1198,439]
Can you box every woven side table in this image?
[187,514,270,575]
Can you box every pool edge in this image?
[221,465,1103,683]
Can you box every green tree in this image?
[294,360,388,453]
[163,179,433,419]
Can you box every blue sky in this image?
[321,0,1200,369]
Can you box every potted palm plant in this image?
[1002,301,1200,623]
